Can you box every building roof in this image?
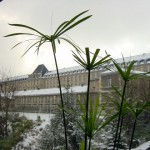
[101,68,147,75]
[32,64,48,76]
[44,65,85,77]
[44,53,150,77]
[0,75,28,82]
[14,85,87,97]
[113,53,150,64]
[2,53,149,81]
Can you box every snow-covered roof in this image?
[101,68,147,75]
[113,53,150,64]
[44,53,150,77]
[0,75,29,82]
[2,53,149,81]
[44,66,85,77]
[14,85,87,97]
[9,75,29,81]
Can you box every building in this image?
[1,53,150,113]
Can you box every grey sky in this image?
[0,0,150,75]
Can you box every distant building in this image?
[1,53,150,113]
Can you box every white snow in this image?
[101,68,147,75]
[44,65,84,76]
[10,112,150,150]
[14,85,87,97]
[112,53,150,64]
[12,112,54,150]
[132,141,150,150]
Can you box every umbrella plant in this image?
[5,10,92,150]
[127,100,150,150]
[112,59,150,150]
[72,47,111,150]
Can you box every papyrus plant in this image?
[112,59,150,150]
[127,99,150,150]
[5,10,92,150]
[77,97,118,150]
[72,47,111,150]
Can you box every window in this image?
[140,60,145,64]
[147,59,150,64]
[75,76,77,82]
[92,73,94,79]
[79,76,82,82]
[108,78,112,87]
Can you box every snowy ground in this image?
[131,140,150,150]
[9,112,150,150]
[12,112,54,150]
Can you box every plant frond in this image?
[4,32,38,37]
[55,10,91,37]
[57,15,92,37]
[8,23,46,37]
[34,37,46,55]
[11,38,39,50]
[126,61,135,79]
[113,60,126,80]
[21,41,40,57]
[54,21,68,36]
[91,49,100,66]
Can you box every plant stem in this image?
[116,116,124,150]
[85,70,91,150]
[88,137,92,150]
[129,119,137,150]
[113,81,127,150]
[52,42,68,150]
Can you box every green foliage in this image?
[112,58,150,150]
[39,88,83,150]
[5,10,91,55]
[37,115,42,122]
[76,97,118,149]
[4,9,150,150]
[5,10,92,150]
[72,48,111,71]
[0,118,33,150]
[112,59,150,82]
[72,47,111,150]
[126,100,150,149]
[79,140,85,150]
[127,100,150,119]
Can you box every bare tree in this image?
[0,71,17,136]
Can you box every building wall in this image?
[14,93,88,113]
[2,54,150,113]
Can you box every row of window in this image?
[16,96,59,104]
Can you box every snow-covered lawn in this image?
[12,112,54,150]
[9,112,150,150]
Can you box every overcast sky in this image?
[0,0,150,75]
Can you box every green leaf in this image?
[93,56,111,68]
[8,23,46,37]
[10,38,38,50]
[53,21,68,36]
[4,32,38,37]
[58,16,92,36]
[79,140,85,150]
[60,37,83,53]
[91,49,100,67]
[113,60,126,80]
[72,52,86,67]
[21,41,40,57]
[85,47,90,69]
[34,37,46,55]
[126,61,135,79]
[55,10,92,37]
